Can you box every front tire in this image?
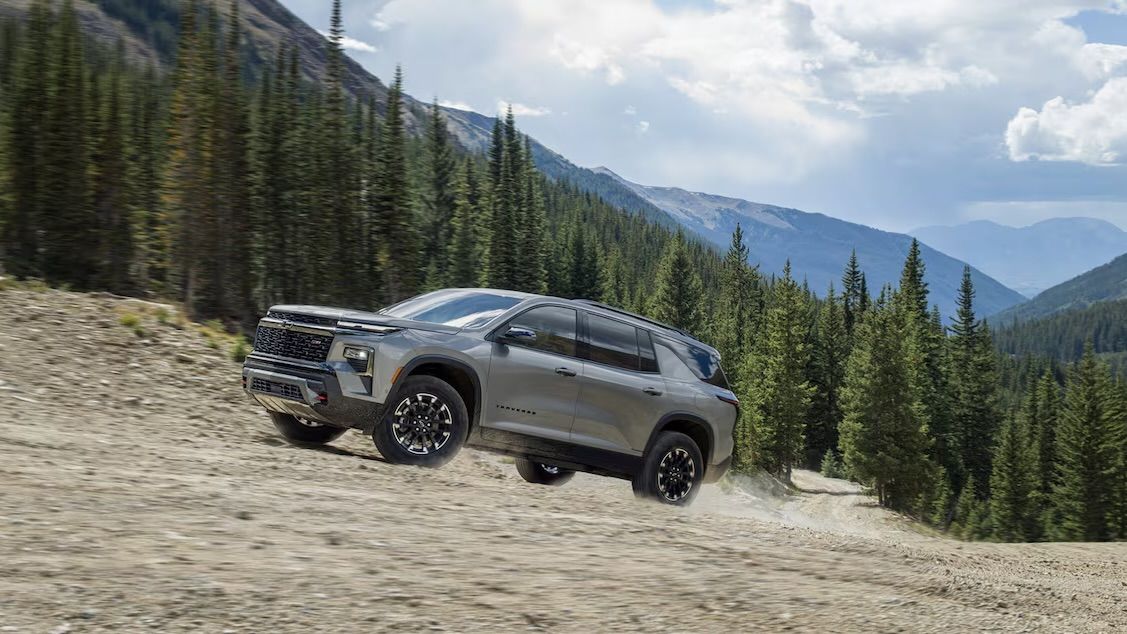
[270,412,347,446]
[373,375,469,468]
[632,431,703,506]
[515,458,575,486]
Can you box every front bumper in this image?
[243,356,384,430]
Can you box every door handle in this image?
[643,387,663,396]
[555,367,577,377]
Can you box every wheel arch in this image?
[390,355,483,432]
[644,412,714,469]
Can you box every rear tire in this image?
[515,458,575,486]
[270,412,347,446]
[373,375,469,468]
[632,431,703,506]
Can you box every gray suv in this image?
[242,289,738,505]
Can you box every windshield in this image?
[379,290,523,328]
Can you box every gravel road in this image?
[1,287,1125,633]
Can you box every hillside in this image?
[0,0,1028,318]
[913,218,1127,298]
[2,285,1125,631]
[595,168,1027,320]
[995,297,1127,376]
[993,252,1127,323]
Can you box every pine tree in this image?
[1051,345,1118,541]
[371,66,417,302]
[717,224,760,388]
[92,41,133,294]
[743,261,813,481]
[40,0,95,288]
[840,287,932,511]
[447,159,487,287]
[949,474,979,539]
[421,99,456,284]
[841,249,864,335]
[989,413,1039,541]
[487,106,520,290]
[3,0,51,279]
[516,135,548,293]
[217,0,252,322]
[949,266,1001,497]
[1028,370,1061,534]
[1109,379,1127,539]
[806,283,847,467]
[651,232,704,334]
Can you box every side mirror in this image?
[499,326,536,343]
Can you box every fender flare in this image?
[642,411,716,466]
[387,354,484,429]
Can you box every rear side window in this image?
[587,313,640,371]
[655,337,730,389]
[638,329,658,373]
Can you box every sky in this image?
[281,0,1127,233]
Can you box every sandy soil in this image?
[1,287,1125,633]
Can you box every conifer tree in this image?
[3,0,51,279]
[841,249,864,335]
[806,283,847,466]
[989,413,1039,541]
[516,136,548,293]
[371,66,417,301]
[948,266,1001,497]
[217,0,252,321]
[92,42,133,294]
[447,159,487,287]
[717,224,760,387]
[422,99,456,284]
[1027,370,1061,533]
[840,287,932,511]
[40,0,95,288]
[651,232,704,334]
[1051,345,1117,541]
[743,261,813,481]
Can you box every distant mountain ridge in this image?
[9,0,1027,321]
[912,218,1127,298]
[993,252,1127,324]
[592,168,1027,321]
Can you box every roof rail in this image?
[572,299,693,339]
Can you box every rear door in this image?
[570,313,667,454]
[482,305,583,444]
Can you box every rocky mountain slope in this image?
[913,218,1127,298]
[595,168,1027,320]
[2,285,1126,632]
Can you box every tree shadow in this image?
[794,487,860,497]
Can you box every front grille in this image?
[266,311,338,327]
[250,378,304,401]
[253,325,333,362]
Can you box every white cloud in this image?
[623,105,637,116]
[1005,77,1127,164]
[317,30,379,54]
[636,120,650,134]
[550,35,626,85]
[498,100,552,117]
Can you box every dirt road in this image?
[1,287,1124,633]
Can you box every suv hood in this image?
[267,304,461,335]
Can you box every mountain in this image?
[592,168,1026,321]
[993,252,1127,324]
[10,0,1025,320]
[912,218,1127,298]
[994,297,1127,376]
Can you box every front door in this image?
[482,305,583,444]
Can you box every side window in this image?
[506,306,577,357]
[638,329,658,373]
[655,336,731,389]
[654,339,698,382]
[587,313,641,371]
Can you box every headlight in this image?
[343,347,370,361]
[343,346,372,373]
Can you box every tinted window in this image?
[638,329,658,373]
[379,290,522,328]
[655,337,729,389]
[587,314,641,371]
[507,306,577,357]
